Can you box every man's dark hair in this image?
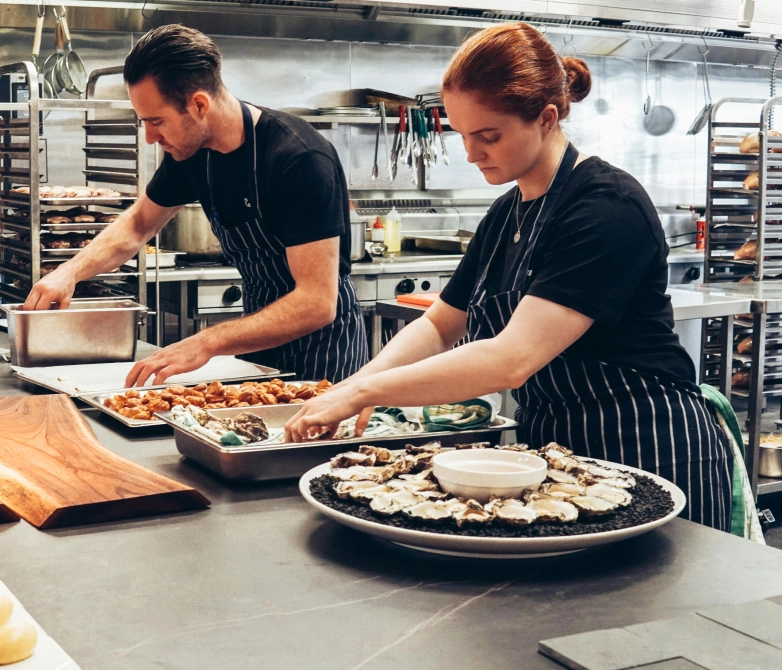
[124,25,223,111]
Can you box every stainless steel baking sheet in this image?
[13,356,283,396]
[157,405,519,482]
[79,375,301,427]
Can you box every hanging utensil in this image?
[54,6,87,96]
[42,10,64,99]
[391,104,405,180]
[432,107,449,165]
[410,108,421,159]
[397,104,407,165]
[32,3,45,72]
[379,102,392,180]
[418,111,431,168]
[390,119,400,181]
[371,117,380,181]
[642,33,654,116]
[687,42,713,135]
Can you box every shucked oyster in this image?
[386,478,440,493]
[496,443,533,453]
[586,483,633,507]
[333,480,390,502]
[541,482,586,499]
[358,444,397,464]
[526,497,579,523]
[402,500,453,523]
[454,441,489,450]
[486,498,537,526]
[545,469,581,485]
[405,441,442,455]
[331,451,376,469]
[569,495,618,518]
[330,465,396,483]
[452,499,493,528]
[578,465,636,489]
[370,489,426,515]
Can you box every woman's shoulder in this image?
[567,156,657,216]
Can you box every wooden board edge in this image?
[0,503,20,524]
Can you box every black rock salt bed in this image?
[308,474,675,538]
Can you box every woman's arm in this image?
[347,298,468,382]
[284,294,593,441]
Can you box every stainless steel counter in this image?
[2,333,782,669]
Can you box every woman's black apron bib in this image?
[206,102,367,383]
[465,143,732,530]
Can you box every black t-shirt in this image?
[440,156,696,386]
[146,106,352,275]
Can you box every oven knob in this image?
[223,285,242,303]
[421,280,431,291]
[396,278,415,294]
[684,266,701,282]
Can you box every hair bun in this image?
[562,57,592,103]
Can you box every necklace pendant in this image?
[513,231,521,243]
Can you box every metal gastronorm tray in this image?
[156,404,520,482]
[78,374,299,427]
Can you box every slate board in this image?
[539,595,782,670]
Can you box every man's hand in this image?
[23,267,77,311]
[125,337,214,387]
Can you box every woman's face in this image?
[443,89,549,186]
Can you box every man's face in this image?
[128,77,211,161]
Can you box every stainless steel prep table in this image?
[2,334,782,670]
[375,287,752,398]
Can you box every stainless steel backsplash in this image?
[0,26,776,240]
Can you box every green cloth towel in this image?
[422,398,493,432]
[700,383,764,543]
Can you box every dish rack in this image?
[0,62,147,313]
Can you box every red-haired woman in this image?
[286,23,732,530]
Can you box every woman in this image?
[286,22,732,530]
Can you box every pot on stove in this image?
[161,204,225,260]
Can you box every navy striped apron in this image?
[205,102,368,383]
[466,143,733,530]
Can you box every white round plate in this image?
[299,458,687,559]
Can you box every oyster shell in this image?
[369,489,426,515]
[405,441,442,455]
[402,500,453,522]
[578,466,636,489]
[569,495,618,518]
[454,441,489,450]
[526,497,579,523]
[333,480,390,502]
[330,451,376,469]
[398,469,433,481]
[233,412,269,442]
[545,469,581,485]
[358,444,397,464]
[487,498,537,526]
[452,499,493,527]
[330,465,396,483]
[386,478,439,493]
[541,482,586,499]
[586,483,633,507]
[495,443,533,452]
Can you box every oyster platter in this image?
[300,441,686,558]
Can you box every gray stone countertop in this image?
[1,335,782,670]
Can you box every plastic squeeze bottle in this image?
[384,206,402,254]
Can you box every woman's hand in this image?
[284,381,375,442]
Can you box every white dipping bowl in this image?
[432,449,548,504]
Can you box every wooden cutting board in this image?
[0,503,19,524]
[0,394,210,529]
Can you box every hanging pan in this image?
[41,15,64,99]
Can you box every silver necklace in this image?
[513,192,545,244]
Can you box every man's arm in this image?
[23,194,182,310]
[125,236,341,386]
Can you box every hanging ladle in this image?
[687,41,713,135]
[643,33,654,116]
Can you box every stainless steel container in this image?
[1,299,147,367]
[759,444,782,478]
[160,204,224,260]
[350,221,366,262]
[156,404,517,482]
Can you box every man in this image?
[24,24,368,386]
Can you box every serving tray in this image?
[299,458,686,559]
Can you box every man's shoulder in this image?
[257,107,338,162]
